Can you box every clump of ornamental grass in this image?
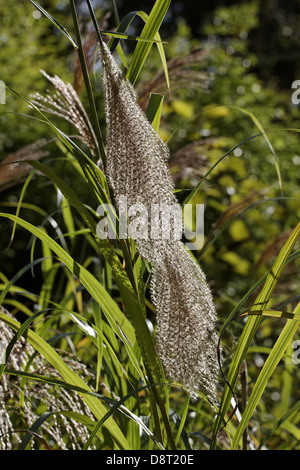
[0,310,97,450]
[26,38,220,401]
[98,38,220,400]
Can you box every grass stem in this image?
[69,0,107,168]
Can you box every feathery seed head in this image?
[98,39,220,401]
[0,310,97,450]
[31,71,97,158]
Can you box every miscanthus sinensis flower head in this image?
[31,71,97,158]
[99,38,220,401]
[0,309,97,450]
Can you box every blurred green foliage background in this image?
[0,0,300,449]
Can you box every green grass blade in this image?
[218,249,300,338]
[184,133,262,205]
[100,29,166,44]
[132,10,170,90]
[146,93,164,131]
[198,196,288,261]
[106,9,170,90]
[0,257,50,306]
[28,0,78,49]
[0,212,136,345]
[211,222,300,448]
[8,170,36,246]
[60,195,75,242]
[91,302,104,392]
[232,106,282,193]
[174,394,190,446]
[4,368,101,397]
[1,299,34,318]
[0,309,47,380]
[240,310,300,321]
[231,302,300,449]
[67,309,145,379]
[83,383,165,450]
[69,0,106,166]
[183,105,284,206]
[0,312,130,449]
[258,400,300,449]
[18,411,56,450]
[108,10,141,53]
[126,0,171,86]
[279,341,294,417]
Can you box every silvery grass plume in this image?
[0,139,49,192]
[0,310,97,450]
[31,71,97,158]
[98,39,220,401]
